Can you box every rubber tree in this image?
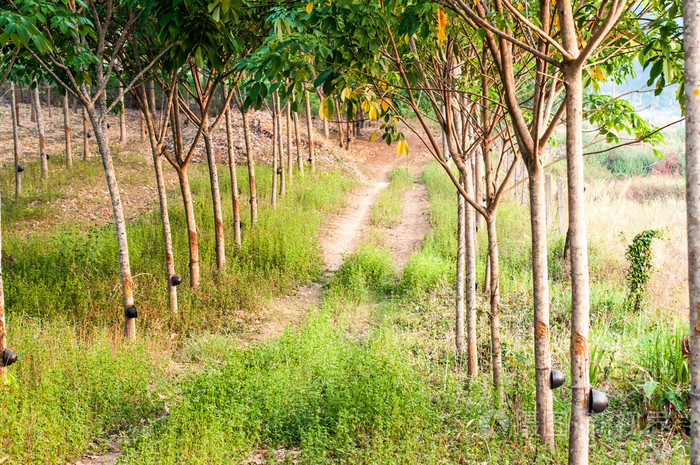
[32,82,48,179]
[686,0,700,458]
[117,28,181,315]
[10,81,22,197]
[153,0,251,286]
[178,62,240,271]
[6,0,170,338]
[443,0,644,458]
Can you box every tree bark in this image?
[30,90,36,123]
[63,92,72,169]
[10,82,21,199]
[529,160,555,448]
[545,173,553,229]
[178,167,200,290]
[286,100,293,183]
[563,63,591,465]
[33,85,48,180]
[140,87,178,314]
[85,103,135,338]
[239,107,257,226]
[271,98,278,210]
[225,100,242,250]
[13,83,20,127]
[557,177,566,234]
[294,110,303,175]
[140,111,146,143]
[465,165,478,376]
[119,83,127,144]
[456,182,467,360]
[203,129,226,271]
[83,106,89,160]
[277,94,285,197]
[685,2,700,461]
[305,90,315,171]
[486,216,503,398]
[0,185,6,384]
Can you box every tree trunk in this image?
[0,185,6,384]
[557,177,566,234]
[271,98,278,209]
[465,166,478,376]
[286,100,293,183]
[14,84,20,127]
[529,160,555,449]
[545,173,553,229]
[10,82,21,199]
[305,91,315,171]
[225,101,242,250]
[456,182,467,360]
[475,151,484,229]
[142,108,178,313]
[335,98,344,147]
[30,90,36,123]
[178,167,200,290]
[86,103,136,339]
[685,2,700,461]
[486,216,503,398]
[563,64,591,465]
[277,95,285,197]
[294,111,303,176]
[32,86,48,180]
[241,107,257,224]
[83,107,89,160]
[119,83,127,144]
[63,92,72,169]
[140,111,146,143]
[202,129,226,271]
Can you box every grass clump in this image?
[119,309,443,464]
[0,317,167,465]
[330,244,395,301]
[369,166,414,227]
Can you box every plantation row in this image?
[0,0,696,464]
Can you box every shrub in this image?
[624,229,663,311]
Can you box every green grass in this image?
[3,164,355,333]
[0,317,168,464]
[369,166,414,227]
[0,153,356,464]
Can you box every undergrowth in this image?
[369,166,413,227]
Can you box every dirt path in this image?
[387,181,431,270]
[248,131,432,341]
[75,129,432,464]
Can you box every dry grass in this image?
[584,175,687,319]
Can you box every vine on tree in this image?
[625,229,664,311]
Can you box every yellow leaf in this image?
[306,2,313,14]
[437,7,447,43]
[362,101,370,113]
[341,87,352,101]
[397,140,409,156]
[370,131,378,143]
[594,68,604,81]
[320,96,334,121]
[381,99,389,112]
[368,105,377,120]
